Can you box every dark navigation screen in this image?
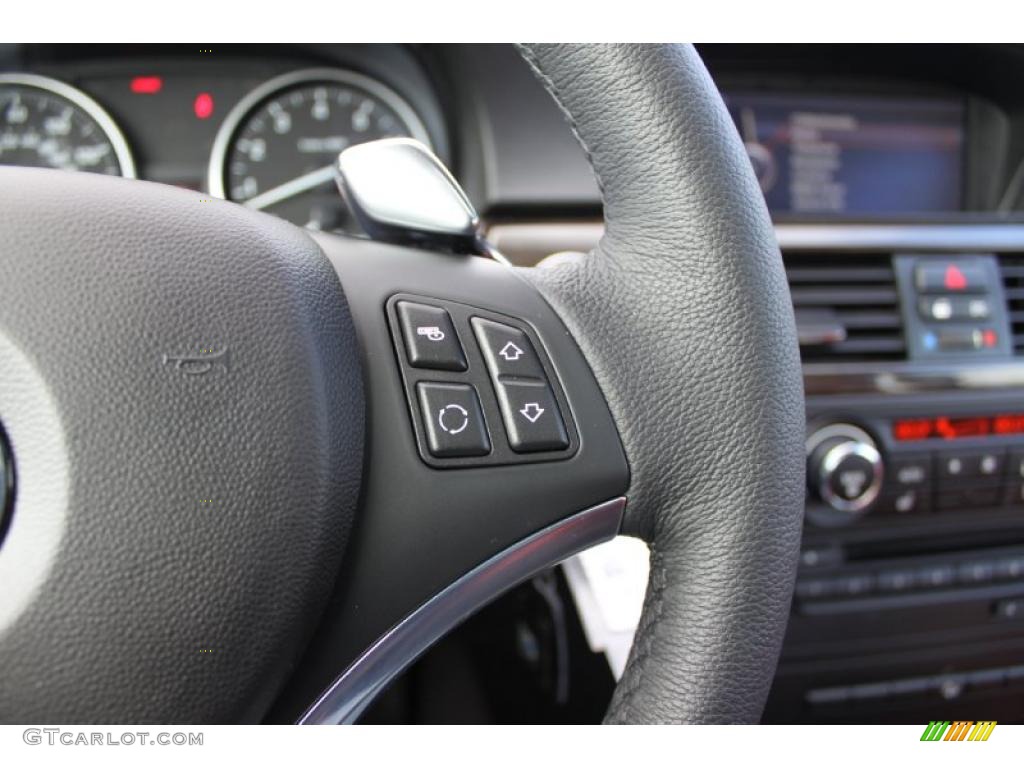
[723,92,965,215]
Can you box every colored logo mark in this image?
[920,720,997,742]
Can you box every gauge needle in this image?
[243,164,337,211]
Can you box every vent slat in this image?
[828,338,907,355]
[785,253,905,363]
[998,255,1024,355]
[840,311,904,329]
[786,266,895,283]
[790,287,900,306]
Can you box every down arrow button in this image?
[495,380,568,452]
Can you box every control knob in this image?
[807,424,884,514]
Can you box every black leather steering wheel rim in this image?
[518,44,806,722]
[0,43,804,724]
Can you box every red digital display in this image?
[894,414,1024,441]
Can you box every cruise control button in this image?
[494,380,568,452]
[471,317,546,380]
[397,302,467,371]
[416,382,490,457]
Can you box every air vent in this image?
[998,254,1024,354]
[785,253,905,363]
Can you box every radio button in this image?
[957,560,996,585]
[877,570,916,593]
[937,449,1006,482]
[837,574,875,597]
[890,455,931,487]
[914,564,955,589]
[994,556,1024,580]
[976,450,1006,478]
[994,599,1024,621]
[794,577,846,600]
[879,488,931,515]
[1007,448,1024,480]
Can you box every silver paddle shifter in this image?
[335,137,508,263]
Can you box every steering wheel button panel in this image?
[397,301,467,371]
[385,293,579,468]
[471,317,546,380]
[416,382,490,457]
[494,379,568,452]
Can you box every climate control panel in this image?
[806,411,1024,526]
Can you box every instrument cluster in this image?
[0,48,443,231]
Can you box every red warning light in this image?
[193,92,214,120]
[130,76,163,94]
[983,329,998,348]
[944,264,967,291]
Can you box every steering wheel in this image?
[0,44,804,723]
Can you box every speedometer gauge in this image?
[0,73,135,177]
[208,68,432,230]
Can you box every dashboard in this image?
[0,45,449,231]
[5,43,1024,725]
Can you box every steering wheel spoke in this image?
[275,232,629,723]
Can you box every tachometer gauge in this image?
[208,68,432,230]
[0,73,135,177]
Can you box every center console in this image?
[764,227,1024,724]
[720,79,1024,721]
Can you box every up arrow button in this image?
[472,317,546,379]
